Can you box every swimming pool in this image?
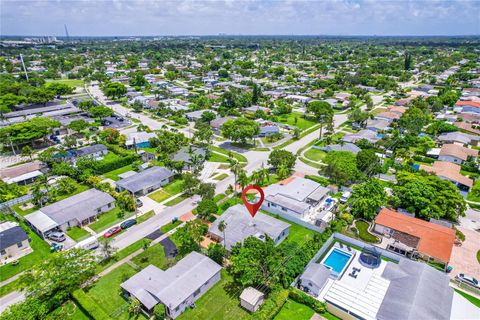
[322,248,353,276]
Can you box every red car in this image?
[103,226,122,238]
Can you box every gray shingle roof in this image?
[38,189,115,226]
[377,258,453,320]
[318,143,361,154]
[0,224,28,251]
[300,263,330,290]
[121,252,222,310]
[77,144,107,157]
[116,166,174,194]
[209,204,290,250]
[171,147,207,164]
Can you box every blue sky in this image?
[1,0,479,36]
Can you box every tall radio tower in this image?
[64,24,70,42]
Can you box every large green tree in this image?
[350,179,388,220]
[324,151,360,186]
[221,117,260,143]
[306,100,334,138]
[399,107,428,135]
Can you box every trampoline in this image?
[359,248,381,268]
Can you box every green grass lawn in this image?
[275,299,315,320]
[299,157,326,169]
[137,210,155,224]
[355,220,379,243]
[85,264,147,320]
[95,239,150,274]
[467,180,480,202]
[148,179,184,203]
[178,270,252,320]
[209,146,248,163]
[11,203,37,217]
[477,250,480,264]
[46,79,85,88]
[0,214,51,282]
[160,219,182,233]
[304,148,327,162]
[277,112,316,131]
[209,152,231,163]
[213,193,227,203]
[89,207,135,233]
[213,173,229,181]
[454,289,480,308]
[102,165,135,181]
[261,211,319,245]
[46,301,90,320]
[131,243,169,270]
[66,227,90,242]
[0,277,23,298]
[164,194,189,206]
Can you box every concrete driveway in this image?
[449,226,480,280]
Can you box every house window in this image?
[97,208,101,213]
[108,203,112,208]
[17,242,23,248]
[193,288,201,297]
[271,203,276,207]
[281,207,287,212]
[0,250,6,255]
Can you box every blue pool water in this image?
[322,248,352,274]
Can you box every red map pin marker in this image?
[241,185,265,218]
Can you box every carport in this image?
[24,211,58,239]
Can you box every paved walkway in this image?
[0,291,25,313]
[0,272,24,287]
[449,226,480,280]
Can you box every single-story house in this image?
[454,100,480,114]
[209,204,290,250]
[244,105,270,116]
[210,116,236,132]
[342,129,380,144]
[116,166,174,196]
[261,177,330,218]
[457,112,480,124]
[438,144,478,164]
[138,150,156,163]
[25,189,115,238]
[0,221,31,264]
[125,132,157,149]
[374,111,401,122]
[75,144,108,160]
[0,160,45,185]
[121,252,222,318]
[454,121,480,135]
[171,146,207,170]
[285,95,311,104]
[256,120,280,137]
[240,287,265,312]
[299,263,331,297]
[184,109,217,122]
[388,106,407,116]
[319,143,361,154]
[373,208,455,265]
[437,132,479,146]
[419,161,473,191]
[365,119,390,132]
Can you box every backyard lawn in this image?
[355,220,379,243]
[66,227,90,242]
[261,211,319,245]
[46,301,90,320]
[275,299,314,320]
[177,270,252,320]
[46,78,85,88]
[0,213,51,282]
[148,179,184,203]
[84,263,147,320]
[89,207,135,233]
[277,112,316,131]
[102,165,135,181]
[131,243,169,270]
[304,148,327,162]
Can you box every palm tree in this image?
[228,158,240,194]
[237,169,250,192]
[277,164,290,180]
[218,220,227,249]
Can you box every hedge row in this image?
[253,288,289,320]
[288,288,326,314]
[412,155,434,164]
[95,155,138,174]
[72,289,110,320]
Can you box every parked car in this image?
[120,219,137,229]
[75,237,99,250]
[455,274,480,289]
[50,243,63,252]
[103,226,122,238]
[48,232,66,242]
[136,199,143,207]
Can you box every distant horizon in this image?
[2,0,479,37]
[2,34,479,38]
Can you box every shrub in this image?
[288,288,326,314]
[72,289,110,320]
[253,288,289,320]
[153,303,166,319]
[455,227,465,242]
[94,155,137,174]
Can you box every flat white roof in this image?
[6,170,43,184]
[24,211,58,233]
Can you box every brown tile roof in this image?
[388,106,407,114]
[376,111,401,120]
[419,161,473,188]
[374,208,455,262]
[454,122,480,135]
[0,161,43,180]
[439,144,478,161]
[455,101,480,108]
[458,113,480,124]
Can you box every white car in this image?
[455,273,480,289]
[340,191,351,204]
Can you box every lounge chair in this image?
[348,271,358,279]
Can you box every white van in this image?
[75,237,99,250]
[340,191,351,204]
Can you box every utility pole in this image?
[64,24,70,42]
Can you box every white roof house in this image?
[240,287,265,312]
[125,132,157,147]
[121,252,222,318]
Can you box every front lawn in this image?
[454,289,480,308]
[275,299,314,320]
[85,263,146,320]
[160,219,182,233]
[208,146,248,163]
[131,243,169,270]
[137,210,155,224]
[66,227,90,242]
[46,78,85,88]
[178,270,252,320]
[209,152,231,163]
[89,207,135,233]
[95,239,150,274]
[0,213,51,282]
[102,165,135,181]
[164,194,189,206]
[213,173,229,181]
[148,179,184,203]
[355,220,379,243]
[276,112,316,131]
[304,148,327,162]
[467,180,480,202]
[261,211,319,245]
